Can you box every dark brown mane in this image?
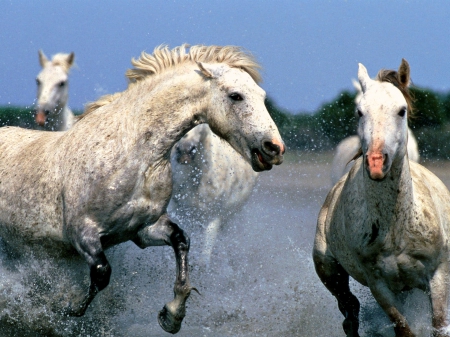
[376,69,414,116]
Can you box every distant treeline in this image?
[0,106,83,129]
[267,86,450,159]
[2,87,450,158]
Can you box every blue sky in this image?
[1,1,449,114]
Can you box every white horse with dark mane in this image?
[314,59,450,336]
[330,79,419,185]
[169,123,258,263]
[0,44,284,334]
[35,50,75,131]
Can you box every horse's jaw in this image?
[251,149,274,172]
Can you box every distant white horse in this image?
[35,50,75,131]
[330,79,419,185]
[314,59,450,337]
[0,44,284,334]
[169,124,258,263]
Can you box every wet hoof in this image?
[158,305,183,334]
[343,318,360,337]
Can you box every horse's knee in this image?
[170,224,190,250]
[90,257,111,291]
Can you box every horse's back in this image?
[330,135,360,185]
[410,161,450,231]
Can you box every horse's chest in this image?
[368,251,433,291]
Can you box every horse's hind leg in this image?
[65,222,112,316]
[202,217,221,265]
[429,263,449,337]
[133,213,193,334]
[313,252,360,336]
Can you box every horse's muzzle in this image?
[366,152,389,180]
[251,138,285,172]
[35,109,48,126]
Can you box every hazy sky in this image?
[1,1,449,114]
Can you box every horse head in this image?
[197,62,285,172]
[35,50,75,127]
[173,124,209,165]
[356,59,411,180]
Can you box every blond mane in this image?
[50,53,75,73]
[78,44,262,120]
[126,44,261,84]
[376,69,414,116]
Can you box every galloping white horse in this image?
[313,59,450,336]
[169,124,259,263]
[35,50,75,131]
[0,44,284,334]
[330,79,419,185]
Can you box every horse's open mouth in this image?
[252,149,273,172]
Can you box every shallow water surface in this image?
[0,152,449,336]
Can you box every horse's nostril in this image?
[44,110,51,115]
[263,141,280,156]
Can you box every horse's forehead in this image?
[360,81,405,113]
[38,65,68,82]
[221,68,265,96]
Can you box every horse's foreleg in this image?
[66,221,112,317]
[313,251,360,337]
[133,214,193,334]
[202,217,221,265]
[429,263,450,337]
[368,280,414,336]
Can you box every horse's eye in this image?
[357,109,363,117]
[229,93,243,101]
[398,108,406,117]
[36,79,41,86]
[59,81,66,87]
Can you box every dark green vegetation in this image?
[2,87,450,158]
[267,86,450,159]
[0,106,83,129]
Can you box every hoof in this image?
[343,317,360,337]
[158,305,183,334]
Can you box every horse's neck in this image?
[364,156,413,222]
[47,105,73,131]
[120,74,208,160]
[62,106,75,130]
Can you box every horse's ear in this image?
[38,50,48,68]
[357,63,371,92]
[398,58,410,88]
[67,52,75,68]
[197,62,213,78]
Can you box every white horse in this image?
[169,123,259,263]
[313,59,450,336]
[35,50,75,131]
[330,79,419,185]
[0,44,284,334]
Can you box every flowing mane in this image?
[376,68,414,115]
[49,53,75,73]
[79,44,261,120]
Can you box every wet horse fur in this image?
[35,50,75,131]
[313,59,450,336]
[0,44,284,334]
[330,79,419,185]
[168,124,259,263]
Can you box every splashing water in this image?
[0,153,447,336]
